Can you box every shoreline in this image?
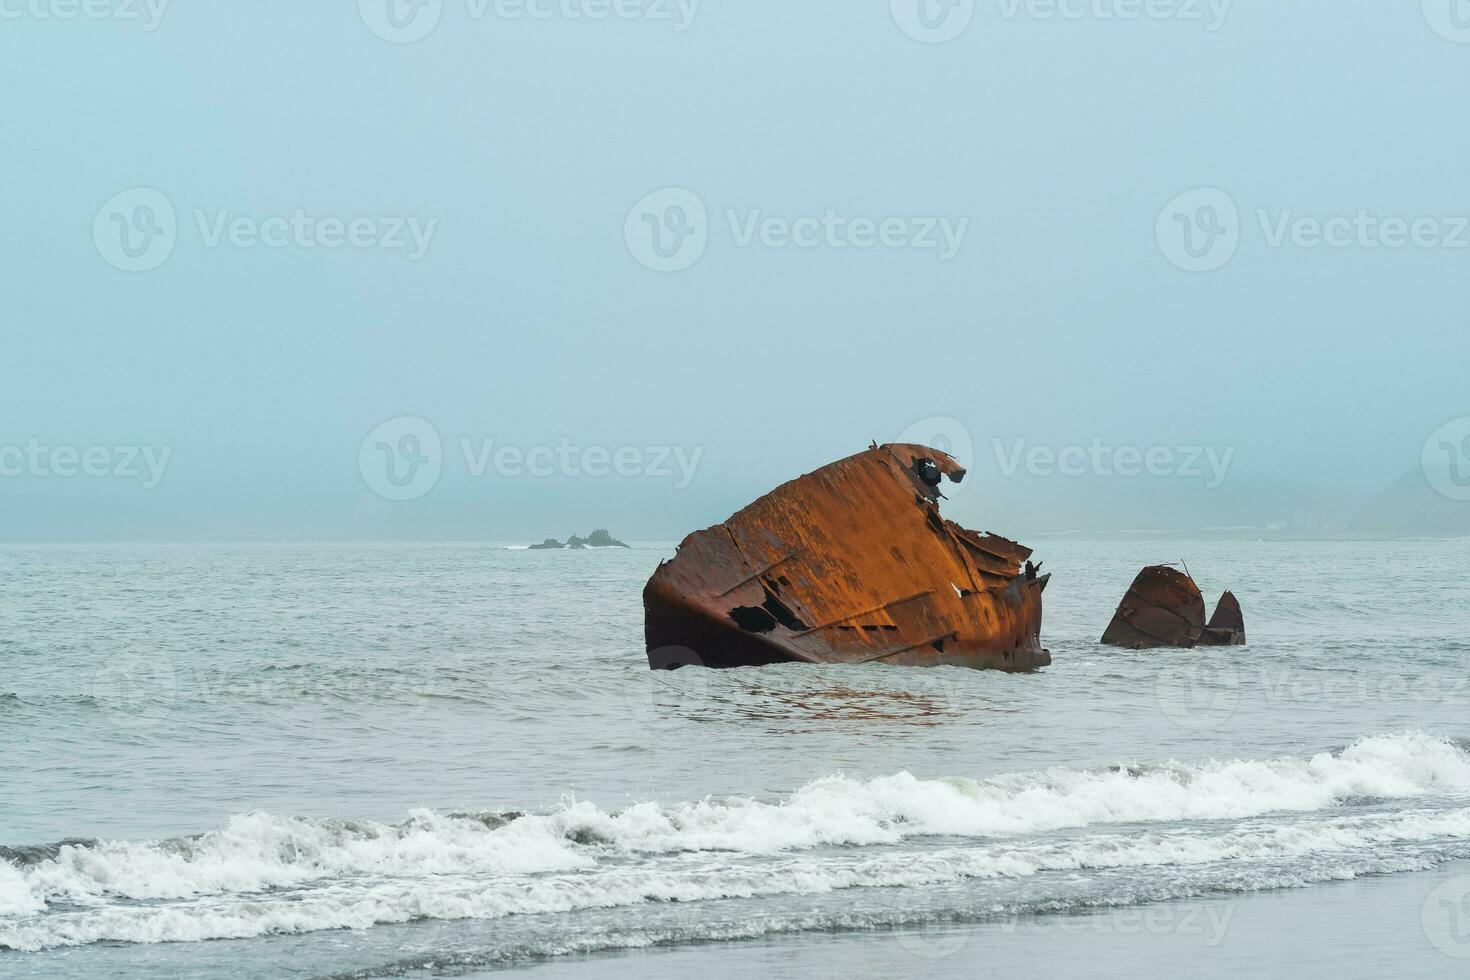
[482,860,1470,980]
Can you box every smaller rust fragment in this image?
[1101,566,1246,649]
[1198,590,1246,646]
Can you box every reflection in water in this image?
[636,665,1025,732]
[725,674,958,728]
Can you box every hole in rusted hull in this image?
[729,585,809,634]
[729,606,777,633]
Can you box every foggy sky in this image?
[2,1,1467,541]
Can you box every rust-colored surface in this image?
[643,443,1050,671]
[1100,566,1205,649]
[1101,566,1245,649]
[1199,590,1246,646]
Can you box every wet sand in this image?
[502,860,1470,980]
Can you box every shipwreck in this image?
[643,443,1050,670]
[1100,565,1245,649]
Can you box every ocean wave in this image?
[7,806,1470,952]
[4,732,1469,951]
[0,862,44,918]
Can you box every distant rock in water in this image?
[526,530,630,550]
[583,529,630,548]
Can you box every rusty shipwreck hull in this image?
[1100,565,1245,649]
[643,443,1050,671]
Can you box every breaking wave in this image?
[3,732,1469,952]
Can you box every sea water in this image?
[1,539,1467,977]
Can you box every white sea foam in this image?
[4,732,1469,951]
[6,805,1470,952]
[15,809,593,907]
[0,862,44,918]
[550,730,1470,853]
